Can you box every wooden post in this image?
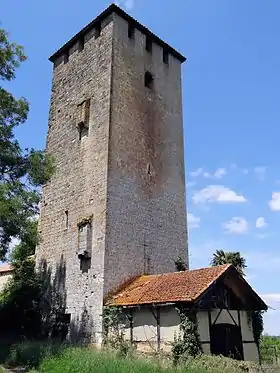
[156,307,160,352]
[129,309,133,344]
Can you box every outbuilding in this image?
[107,264,267,361]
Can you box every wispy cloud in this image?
[187,212,200,229]
[193,185,246,204]
[186,181,196,188]
[254,166,266,181]
[256,217,267,229]
[190,167,227,179]
[222,217,249,235]
[269,192,280,211]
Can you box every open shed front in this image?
[107,264,267,361]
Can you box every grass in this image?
[25,347,256,373]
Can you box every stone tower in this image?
[36,4,188,343]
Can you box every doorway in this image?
[211,323,244,360]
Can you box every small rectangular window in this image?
[145,71,154,89]
[163,49,169,65]
[146,35,152,53]
[65,210,69,230]
[95,22,101,39]
[128,23,135,39]
[78,36,85,52]
[64,50,69,64]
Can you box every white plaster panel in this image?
[211,309,238,325]
[202,343,211,355]
[243,342,259,361]
[240,311,254,341]
[197,311,210,341]
[133,308,157,342]
[160,306,180,342]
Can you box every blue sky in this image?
[1,0,280,334]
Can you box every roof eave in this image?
[49,3,186,63]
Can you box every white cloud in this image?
[256,217,267,229]
[115,0,135,10]
[193,185,246,204]
[254,166,266,181]
[262,294,280,303]
[242,169,249,175]
[186,181,196,188]
[269,192,280,211]
[222,217,249,234]
[213,168,227,179]
[190,168,227,179]
[187,212,200,229]
[190,168,204,177]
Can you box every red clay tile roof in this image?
[0,264,14,274]
[108,264,232,306]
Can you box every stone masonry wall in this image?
[36,18,113,344]
[37,9,188,343]
[103,14,188,295]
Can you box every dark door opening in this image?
[211,323,244,360]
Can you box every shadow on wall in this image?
[39,255,93,344]
[0,254,93,346]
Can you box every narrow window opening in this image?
[144,71,154,89]
[163,49,169,65]
[64,50,69,64]
[78,36,85,52]
[128,23,135,39]
[95,22,101,38]
[78,123,89,140]
[77,218,92,273]
[146,35,152,53]
[65,210,69,230]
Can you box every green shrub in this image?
[5,341,62,368]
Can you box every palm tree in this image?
[211,249,264,344]
[210,249,247,276]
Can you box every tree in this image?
[210,249,264,347]
[0,27,54,340]
[210,249,247,276]
[174,256,187,271]
[0,27,54,260]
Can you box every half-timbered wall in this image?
[120,306,259,361]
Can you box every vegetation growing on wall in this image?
[172,308,202,365]
[174,256,187,272]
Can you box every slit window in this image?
[163,49,169,65]
[128,23,135,39]
[146,35,152,53]
[78,36,85,52]
[65,210,69,230]
[145,71,154,89]
[64,50,69,64]
[95,22,101,38]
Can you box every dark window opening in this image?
[163,49,169,65]
[145,71,154,89]
[64,50,69,64]
[78,36,85,51]
[146,35,152,53]
[65,210,69,230]
[128,23,135,39]
[77,219,92,273]
[78,123,89,140]
[95,22,101,38]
